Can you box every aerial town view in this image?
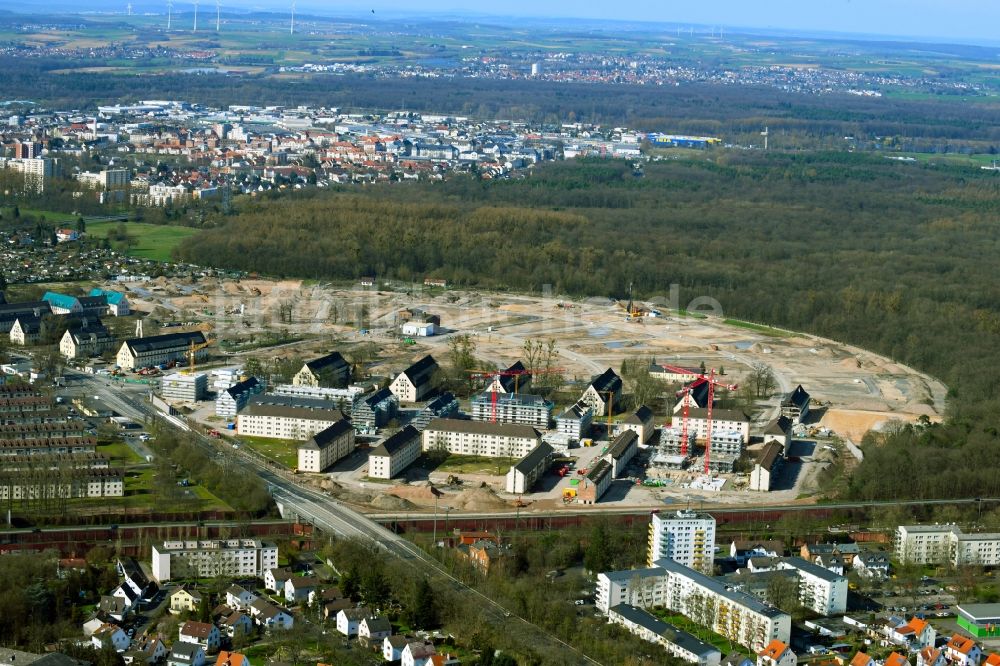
[0,1,999,665]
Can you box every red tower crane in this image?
[468,367,565,423]
[659,364,738,474]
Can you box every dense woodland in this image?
[175,153,1000,500]
[2,61,1000,151]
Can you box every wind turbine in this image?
[761,126,769,151]
[290,0,295,35]
[126,2,133,16]
[216,0,221,32]
[167,0,173,30]
[193,0,199,32]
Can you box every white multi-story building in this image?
[470,392,553,429]
[896,524,1000,567]
[421,418,541,459]
[215,377,264,418]
[296,419,355,473]
[151,539,278,582]
[159,372,209,402]
[505,441,554,494]
[236,395,345,440]
[555,401,593,441]
[777,557,848,616]
[596,558,791,652]
[609,604,722,666]
[272,383,364,405]
[684,408,751,444]
[648,510,716,573]
[368,426,421,480]
[116,331,207,371]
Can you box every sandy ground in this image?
[135,277,948,513]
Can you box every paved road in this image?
[74,372,601,666]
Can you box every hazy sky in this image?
[301,0,999,44]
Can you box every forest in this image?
[1,59,999,151]
[174,152,1000,501]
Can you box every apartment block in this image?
[648,510,716,573]
[421,418,541,459]
[151,539,279,582]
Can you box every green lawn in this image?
[239,435,299,469]
[98,441,145,464]
[429,454,509,475]
[653,611,750,656]
[85,221,199,261]
[723,318,795,338]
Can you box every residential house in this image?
[248,599,293,630]
[225,585,257,611]
[579,368,623,417]
[284,576,320,604]
[167,643,205,666]
[853,553,890,579]
[337,607,373,637]
[92,623,131,652]
[98,596,130,622]
[891,617,936,649]
[389,355,439,403]
[757,640,796,666]
[124,637,168,665]
[884,653,909,666]
[457,539,510,573]
[402,642,438,666]
[293,352,350,388]
[179,621,222,653]
[384,635,410,662]
[918,648,947,666]
[730,541,785,566]
[945,634,981,666]
[170,587,203,614]
[265,567,294,593]
[358,617,393,645]
[368,425,422,479]
[214,652,251,666]
[849,653,875,666]
[218,611,253,638]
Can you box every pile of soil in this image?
[451,485,510,512]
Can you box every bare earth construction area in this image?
[128,277,947,514]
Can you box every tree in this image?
[748,362,777,398]
[406,577,440,629]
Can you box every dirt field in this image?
[131,277,948,513]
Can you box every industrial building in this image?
[159,372,209,402]
[576,460,612,504]
[150,539,278,582]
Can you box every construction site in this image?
[111,275,947,515]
